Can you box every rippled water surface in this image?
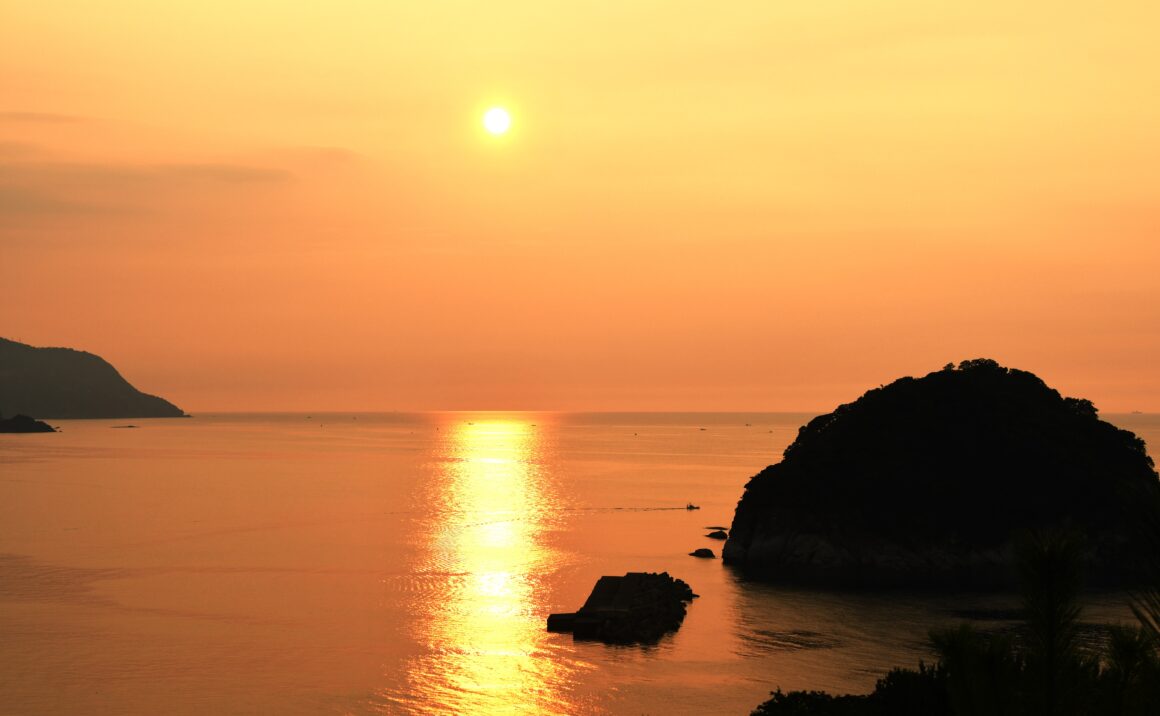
[1,412,1154,714]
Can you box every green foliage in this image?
[750,530,1160,715]
[1096,625,1160,716]
[1016,532,1092,716]
[733,358,1159,587]
[930,625,1022,716]
[870,662,949,715]
[750,689,870,716]
[956,358,1003,372]
[1129,487,1160,642]
[750,664,950,716]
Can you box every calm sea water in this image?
[1,412,1155,715]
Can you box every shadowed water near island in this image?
[1,413,1154,714]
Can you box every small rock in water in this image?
[546,572,697,644]
[689,548,716,559]
[705,530,728,540]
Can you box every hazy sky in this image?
[3,2,1158,411]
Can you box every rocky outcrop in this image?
[547,572,697,644]
[706,530,728,540]
[0,337,185,419]
[723,359,1160,587]
[0,414,56,433]
[689,548,716,558]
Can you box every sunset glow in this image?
[5,5,1160,714]
[2,2,1159,412]
[482,107,512,135]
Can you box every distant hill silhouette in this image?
[0,413,56,433]
[723,359,1160,587]
[0,337,185,419]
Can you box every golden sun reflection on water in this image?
[398,418,577,714]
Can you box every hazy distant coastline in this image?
[0,337,186,419]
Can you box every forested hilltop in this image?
[724,359,1159,587]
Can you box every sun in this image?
[482,107,511,135]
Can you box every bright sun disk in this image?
[483,107,511,135]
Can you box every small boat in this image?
[686,503,700,510]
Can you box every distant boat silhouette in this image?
[686,503,700,510]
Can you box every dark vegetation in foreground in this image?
[725,359,1160,587]
[751,532,1160,715]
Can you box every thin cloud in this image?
[0,111,86,124]
[0,159,293,188]
[0,141,46,160]
[0,157,293,229]
[0,186,110,220]
[150,163,292,184]
[271,145,360,165]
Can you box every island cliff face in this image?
[0,337,186,419]
[723,359,1159,587]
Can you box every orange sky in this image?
[2,2,1158,412]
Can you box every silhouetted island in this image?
[0,337,186,419]
[547,572,697,644]
[0,414,56,433]
[723,359,1160,587]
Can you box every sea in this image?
[1,412,1156,715]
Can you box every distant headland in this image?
[0,337,186,419]
[0,413,56,433]
[723,359,1160,587]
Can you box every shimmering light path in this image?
[394,418,575,713]
[0,412,1149,714]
